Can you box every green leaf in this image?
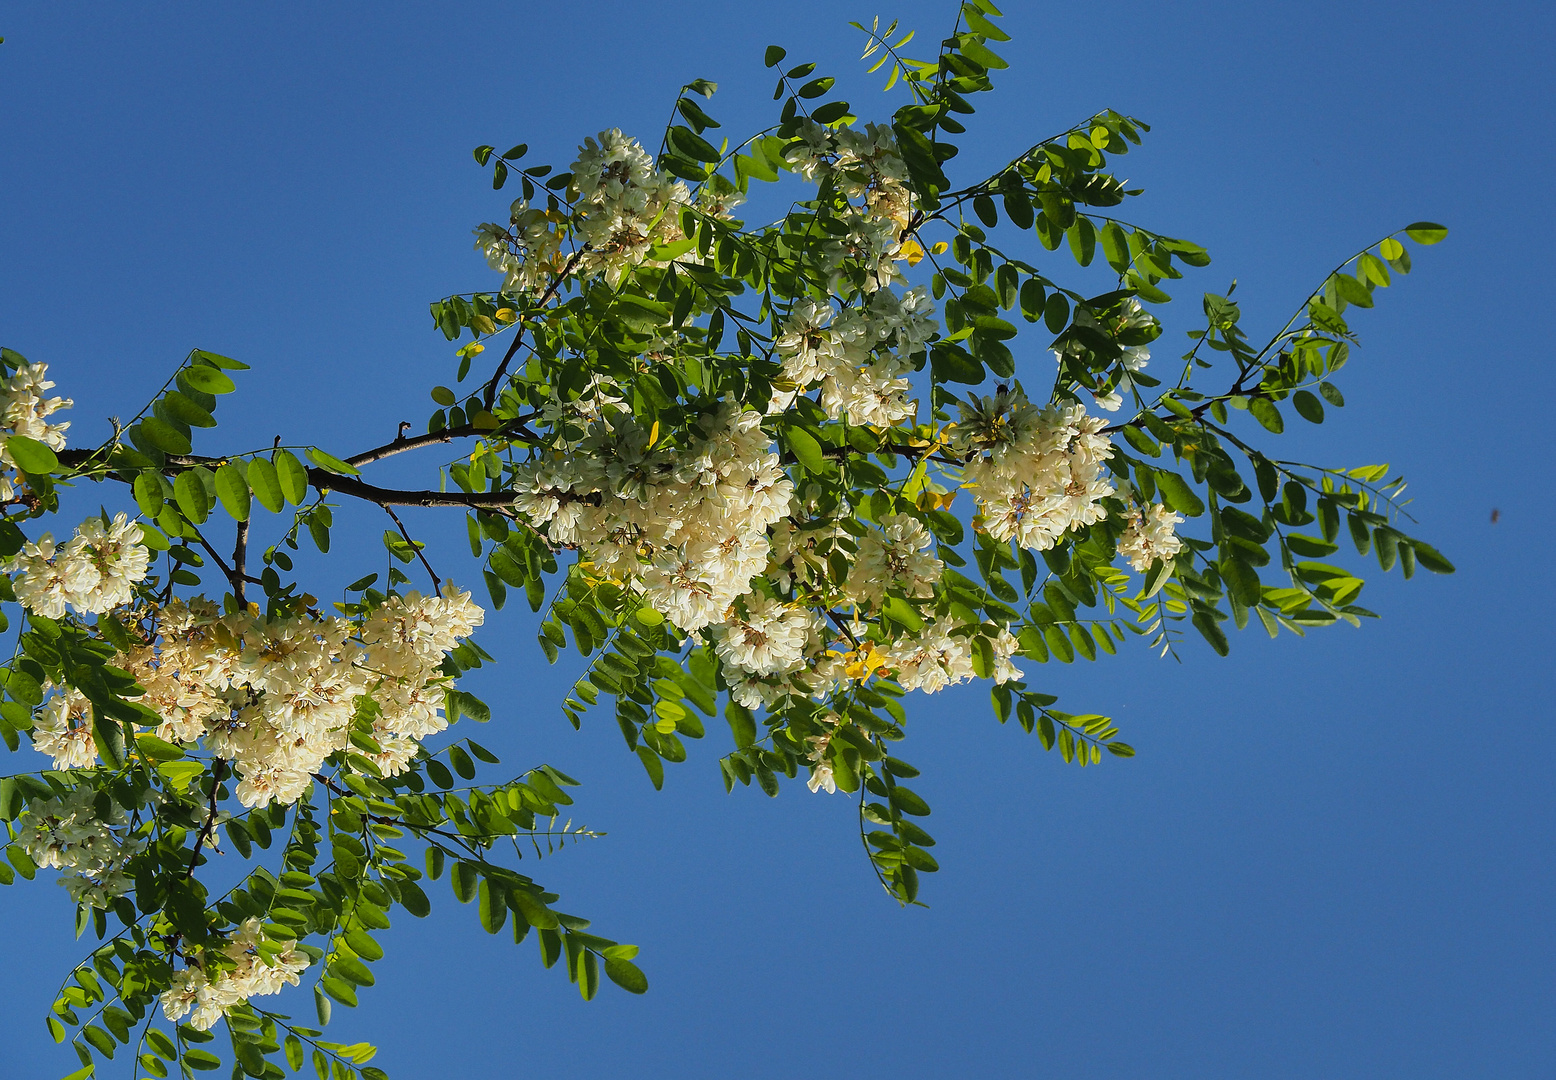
[183,1048,222,1071]
[137,417,192,455]
[478,879,507,934]
[1404,222,1448,245]
[246,457,284,513]
[785,426,826,474]
[509,888,560,930]
[4,435,58,474]
[764,45,787,67]
[1192,611,1229,656]
[1153,470,1205,517]
[635,745,665,790]
[888,785,931,816]
[214,463,250,521]
[1220,558,1261,607]
[1248,397,1284,434]
[184,361,242,387]
[1101,222,1130,272]
[173,470,211,524]
[1066,218,1096,267]
[133,471,165,516]
[134,734,184,761]
[450,861,478,904]
[274,450,309,504]
[1292,390,1325,424]
[306,447,360,476]
[1411,542,1456,574]
[332,956,375,987]
[667,126,720,163]
[160,391,215,428]
[604,957,649,994]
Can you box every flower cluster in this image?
[805,711,842,794]
[956,390,1115,551]
[0,361,71,503]
[786,121,915,290]
[9,512,150,619]
[30,688,98,770]
[160,918,309,1031]
[98,585,483,807]
[476,130,695,294]
[713,593,823,708]
[772,286,937,427]
[1117,502,1184,571]
[511,402,791,634]
[474,201,568,297]
[16,788,144,908]
[570,129,692,286]
[845,512,942,610]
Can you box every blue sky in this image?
[2,2,1553,1077]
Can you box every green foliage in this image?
[0,4,1455,1075]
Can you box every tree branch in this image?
[310,469,517,508]
[187,759,226,878]
[480,249,586,411]
[232,520,248,606]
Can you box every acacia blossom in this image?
[16,788,143,908]
[160,918,308,1031]
[1117,502,1184,571]
[957,390,1115,551]
[0,361,71,503]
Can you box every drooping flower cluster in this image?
[159,917,308,1031]
[1117,502,1184,571]
[474,201,569,297]
[16,788,144,908]
[475,131,694,294]
[805,711,842,794]
[785,120,915,290]
[9,512,150,619]
[956,391,1115,551]
[104,585,483,807]
[570,130,693,286]
[713,593,822,708]
[845,512,942,610]
[30,688,98,770]
[511,402,792,634]
[0,361,72,503]
[772,286,937,427]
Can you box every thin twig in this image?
[382,505,441,591]
[481,249,586,410]
[187,759,226,878]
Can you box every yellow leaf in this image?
[647,420,660,448]
[494,308,517,323]
[931,241,949,255]
[900,238,925,266]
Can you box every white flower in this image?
[958,393,1115,551]
[9,513,150,617]
[160,918,308,1030]
[846,513,942,610]
[884,621,977,694]
[1117,503,1184,572]
[714,595,814,677]
[991,628,1024,685]
[31,688,97,769]
[16,788,142,908]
